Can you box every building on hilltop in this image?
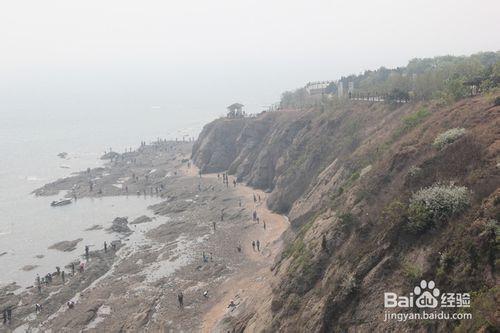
[227,103,245,118]
[305,81,332,95]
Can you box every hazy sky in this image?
[1,0,499,118]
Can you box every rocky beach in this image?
[0,140,288,332]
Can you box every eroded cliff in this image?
[192,94,499,332]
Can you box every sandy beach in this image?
[0,140,288,332]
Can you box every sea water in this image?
[0,107,207,287]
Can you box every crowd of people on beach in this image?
[183,166,268,311]
[0,240,119,327]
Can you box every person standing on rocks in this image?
[85,245,89,258]
[177,291,184,308]
[256,240,260,252]
[263,221,266,230]
[213,221,216,231]
[252,241,255,251]
[104,241,107,253]
[61,271,65,283]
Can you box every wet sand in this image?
[0,140,288,332]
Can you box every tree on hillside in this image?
[324,82,337,94]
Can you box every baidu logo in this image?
[384,280,470,309]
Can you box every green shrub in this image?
[402,262,422,284]
[407,166,422,178]
[432,128,466,149]
[392,107,431,140]
[340,273,358,296]
[407,183,470,232]
[338,212,357,228]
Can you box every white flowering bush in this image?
[432,128,466,149]
[408,183,469,232]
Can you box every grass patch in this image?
[391,107,431,141]
[402,262,422,284]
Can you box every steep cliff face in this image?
[192,94,500,332]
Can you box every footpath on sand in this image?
[181,164,289,332]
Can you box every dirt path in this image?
[181,164,289,332]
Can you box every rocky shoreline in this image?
[1,140,288,332]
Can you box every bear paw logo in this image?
[414,280,440,308]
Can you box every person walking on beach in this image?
[220,209,224,221]
[256,240,260,252]
[61,271,65,283]
[104,241,107,253]
[239,199,242,207]
[177,291,184,308]
[6,308,11,324]
[213,221,216,231]
[71,263,75,275]
[233,179,237,187]
[263,221,266,230]
[3,309,7,324]
[85,245,89,258]
[253,194,256,203]
[252,241,255,251]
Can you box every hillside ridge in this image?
[192,93,499,332]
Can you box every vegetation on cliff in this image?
[192,53,499,331]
